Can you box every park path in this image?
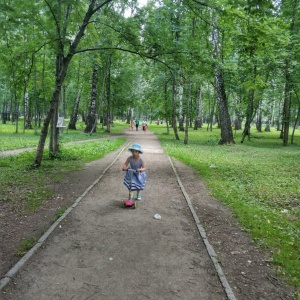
[1,130,227,300]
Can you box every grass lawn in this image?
[148,122,300,293]
[0,120,125,151]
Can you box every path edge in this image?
[0,141,133,291]
[168,156,237,300]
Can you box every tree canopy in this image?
[0,0,299,165]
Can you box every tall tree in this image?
[280,0,299,145]
[34,0,114,166]
[210,12,235,144]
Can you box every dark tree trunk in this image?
[84,63,98,133]
[241,66,256,143]
[214,67,235,144]
[68,90,81,130]
[49,54,64,154]
[210,13,234,144]
[50,101,59,155]
[256,102,262,132]
[61,85,66,118]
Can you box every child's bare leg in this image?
[129,191,133,200]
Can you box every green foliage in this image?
[150,123,300,289]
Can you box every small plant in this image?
[54,206,69,220]
[15,237,37,257]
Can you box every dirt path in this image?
[0,130,296,299]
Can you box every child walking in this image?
[122,143,146,200]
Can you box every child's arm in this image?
[122,157,130,171]
[137,160,146,172]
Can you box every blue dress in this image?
[123,156,147,191]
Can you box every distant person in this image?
[130,119,134,131]
[135,119,139,131]
[122,143,147,201]
[142,121,147,131]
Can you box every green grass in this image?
[0,138,125,212]
[54,206,69,220]
[149,123,300,291]
[15,237,37,257]
[0,119,125,151]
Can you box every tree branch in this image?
[44,0,64,53]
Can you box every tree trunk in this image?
[184,80,191,145]
[51,102,59,154]
[24,89,32,130]
[34,74,64,166]
[207,92,216,132]
[277,100,282,131]
[210,13,235,144]
[172,76,179,140]
[194,86,203,130]
[214,67,235,144]
[68,89,81,130]
[164,79,170,135]
[256,101,262,132]
[84,63,98,133]
[61,85,66,118]
[264,100,272,132]
[233,94,242,130]
[68,63,81,129]
[178,85,184,131]
[241,65,257,143]
[106,56,112,133]
[291,98,300,144]
[265,121,270,132]
[282,59,291,146]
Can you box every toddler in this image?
[122,143,146,200]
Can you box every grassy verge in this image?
[0,138,125,212]
[0,120,125,151]
[149,123,300,293]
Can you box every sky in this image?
[124,0,148,17]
